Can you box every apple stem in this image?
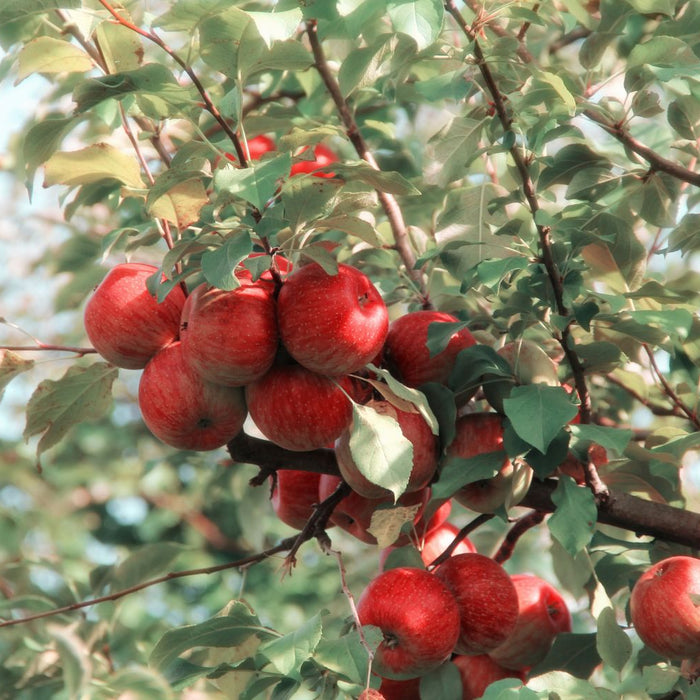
[426,513,495,570]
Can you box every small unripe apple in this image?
[246,364,354,451]
[357,567,461,680]
[447,412,532,513]
[277,263,388,376]
[453,654,527,699]
[335,399,439,499]
[181,281,278,386]
[630,555,700,660]
[488,574,572,670]
[270,470,323,531]
[434,553,519,654]
[138,341,247,451]
[384,310,476,388]
[84,262,185,369]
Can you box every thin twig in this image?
[0,538,296,629]
[97,0,247,166]
[305,19,431,308]
[0,344,97,356]
[444,0,592,424]
[493,510,546,564]
[426,513,495,570]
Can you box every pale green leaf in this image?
[314,627,382,685]
[0,350,35,401]
[44,144,145,189]
[16,36,93,83]
[596,607,632,672]
[201,233,253,291]
[258,612,323,676]
[548,476,597,557]
[348,403,414,501]
[23,362,118,459]
[387,0,443,50]
[0,0,80,24]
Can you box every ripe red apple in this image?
[453,654,527,700]
[270,470,323,531]
[335,399,439,499]
[246,364,354,451]
[290,143,338,178]
[383,310,476,387]
[418,521,477,567]
[447,412,532,513]
[277,263,388,376]
[138,341,247,451]
[434,553,519,654]
[630,555,700,660]
[180,281,278,386]
[356,567,461,680]
[223,134,276,163]
[489,574,572,670]
[376,676,420,700]
[84,262,185,369]
[318,475,428,545]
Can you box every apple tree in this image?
[2,0,700,698]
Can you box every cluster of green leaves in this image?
[2,0,700,698]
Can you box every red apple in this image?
[356,567,461,680]
[290,143,338,178]
[489,574,572,670]
[447,412,532,513]
[223,134,276,163]
[453,654,527,700]
[270,470,323,531]
[277,262,389,376]
[630,555,700,660]
[335,399,439,499]
[180,281,278,386]
[246,364,353,451]
[376,676,421,700]
[434,553,519,654]
[84,262,185,369]
[138,341,247,451]
[357,690,385,700]
[383,310,476,388]
[318,475,428,545]
[418,522,477,567]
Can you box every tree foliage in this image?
[1,0,700,698]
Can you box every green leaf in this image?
[73,63,193,116]
[258,612,323,676]
[419,661,462,698]
[527,671,614,698]
[668,213,700,254]
[23,362,118,460]
[503,385,579,453]
[214,154,291,211]
[0,350,35,401]
[625,0,675,14]
[44,144,145,189]
[153,0,232,32]
[431,451,505,501]
[480,679,537,699]
[548,476,597,557]
[348,403,414,501]
[247,8,303,47]
[314,627,382,685]
[22,116,82,186]
[448,344,514,395]
[50,626,90,699]
[95,20,144,74]
[426,319,470,357]
[387,0,443,50]
[0,0,80,24]
[596,606,632,672]
[330,162,420,195]
[365,364,440,435]
[569,424,632,456]
[314,215,384,247]
[628,36,700,68]
[429,117,486,186]
[146,168,208,209]
[199,7,266,81]
[150,601,278,673]
[201,232,253,291]
[280,176,342,233]
[16,36,92,83]
[531,632,601,679]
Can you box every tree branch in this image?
[305,19,431,308]
[584,109,700,188]
[493,510,546,564]
[230,435,700,550]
